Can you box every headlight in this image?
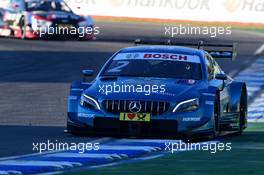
[173,98,199,112]
[80,94,101,111]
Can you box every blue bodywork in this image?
[67,46,247,137]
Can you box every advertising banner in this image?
[0,0,263,24]
[66,0,264,24]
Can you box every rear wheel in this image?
[237,94,247,135]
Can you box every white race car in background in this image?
[0,0,94,40]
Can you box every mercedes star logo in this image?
[129,101,141,113]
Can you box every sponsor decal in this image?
[205,100,214,105]
[182,117,201,121]
[109,0,210,10]
[208,51,233,58]
[71,88,84,91]
[78,113,95,118]
[202,93,215,96]
[224,0,242,12]
[111,0,123,7]
[177,79,196,85]
[64,0,263,24]
[114,53,201,63]
[224,0,264,12]
[120,112,151,122]
[68,96,78,100]
[144,53,188,60]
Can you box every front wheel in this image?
[20,17,27,40]
[211,96,220,139]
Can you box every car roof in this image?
[119,45,204,56]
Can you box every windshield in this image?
[101,52,202,80]
[26,0,72,12]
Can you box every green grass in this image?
[233,27,264,33]
[63,123,264,175]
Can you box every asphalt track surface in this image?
[0,21,263,157]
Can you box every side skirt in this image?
[220,112,240,131]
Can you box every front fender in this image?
[68,81,92,121]
[228,81,247,112]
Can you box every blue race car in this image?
[67,40,247,139]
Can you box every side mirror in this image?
[82,69,94,77]
[215,74,227,81]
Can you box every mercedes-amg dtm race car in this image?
[67,40,248,138]
[0,0,94,39]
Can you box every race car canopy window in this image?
[102,52,202,80]
[26,0,71,12]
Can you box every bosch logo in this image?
[144,54,188,60]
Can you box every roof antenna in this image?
[198,41,204,49]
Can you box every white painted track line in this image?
[44,153,127,159]
[0,160,81,168]
[254,43,264,55]
[0,171,22,175]
[100,145,161,152]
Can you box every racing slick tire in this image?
[193,95,220,141]
[20,16,27,40]
[236,94,247,135]
[211,95,220,139]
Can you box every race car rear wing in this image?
[134,39,237,61]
